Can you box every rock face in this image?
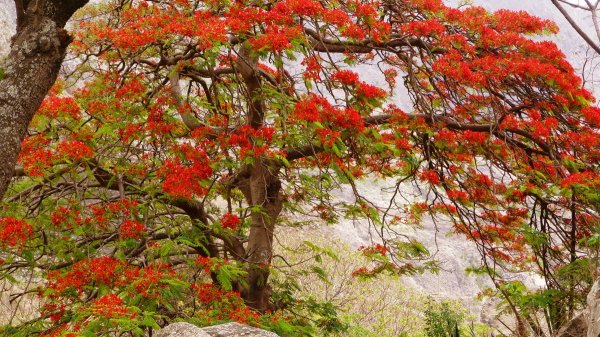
[0,0,15,58]
[156,322,279,337]
[588,279,600,337]
[155,323,211,337]
[555,314,588,337]
[202,323,279,337]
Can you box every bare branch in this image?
[551,0,600,54]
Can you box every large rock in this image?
[555,314,588,337]
[588,279,600,337]
[155,323,211,337]
[0,0,16,58]
[156,322,279,337]
[202,323,279,337]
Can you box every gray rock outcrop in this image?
[202,323,279,337]
[0,0,16,58]
[156,322,279,337]
[588,279,600,337]
[555,314,588,337]
[155,323,211,337]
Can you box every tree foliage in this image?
[0,0,599,336]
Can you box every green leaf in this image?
[310,266,330,284]
[217,268,233,291]
[159,240,175,257]
[142,315,161,329]
[277,154,291,167]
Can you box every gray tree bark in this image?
[0,0,87,199]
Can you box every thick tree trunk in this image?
[231,43,283,311]
[0,0,87,200]
[239,161,282,311]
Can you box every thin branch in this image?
[551,0,600,54]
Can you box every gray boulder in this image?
[555,314,588,337]
[156,322,280,337]
[155,323,211,337]
[202,322,279,337]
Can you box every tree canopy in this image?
[0,0,598,336]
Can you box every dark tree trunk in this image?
[231,43,284,311]
[237,160,283,311]
[0,0,87,199]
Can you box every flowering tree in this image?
[1,0,599,336]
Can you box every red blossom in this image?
[90,293,130,318]
[128,263,177,298]
[581,106,600,127]
[419,169,441,185]
[37,94,81,119]
[57,140,94,161]
[220,213,241,230]
[0,217,33,248]
[159,144,212,199]
[560,171,599,188]
[330,70,360,85]
[356,82,387,100]
[446,189,469,203]
[18,134,53,176]
[359,243,388,256]
[120,220,145,239]
[193,282,223,303]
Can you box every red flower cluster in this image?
[401,19,446,37]
[91,293,131,318]
[18,134,53,176]
[220,213,241,231]
[57,140,94,161]
[292,94,365,132]
[193,282,224,303]
[226,125,276,159]
[446,189,469,203]
[0,217,33,248]
[581,106,600,127]
[37,94,81,119]
[248,25,302,52]
[419,169,441,185]
[359,243,388,256]
[119,220,145,239]
[127,263,176,298]
[330,70,360,85]
[560,171,599,188]
[159,144,213,199]
[329,70,387,101]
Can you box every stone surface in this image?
[555,314,588,337]
[202,322,279,337]
[156,323,279,337]
[154,322,211,337]
[588,279,600,337]
[0,0,16,58]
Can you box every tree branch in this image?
[551,0,600,55]
[304,28,443,54]
[284,113,552,162]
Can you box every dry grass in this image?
[274,227,428,337]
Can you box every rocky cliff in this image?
[0,0,15,58]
